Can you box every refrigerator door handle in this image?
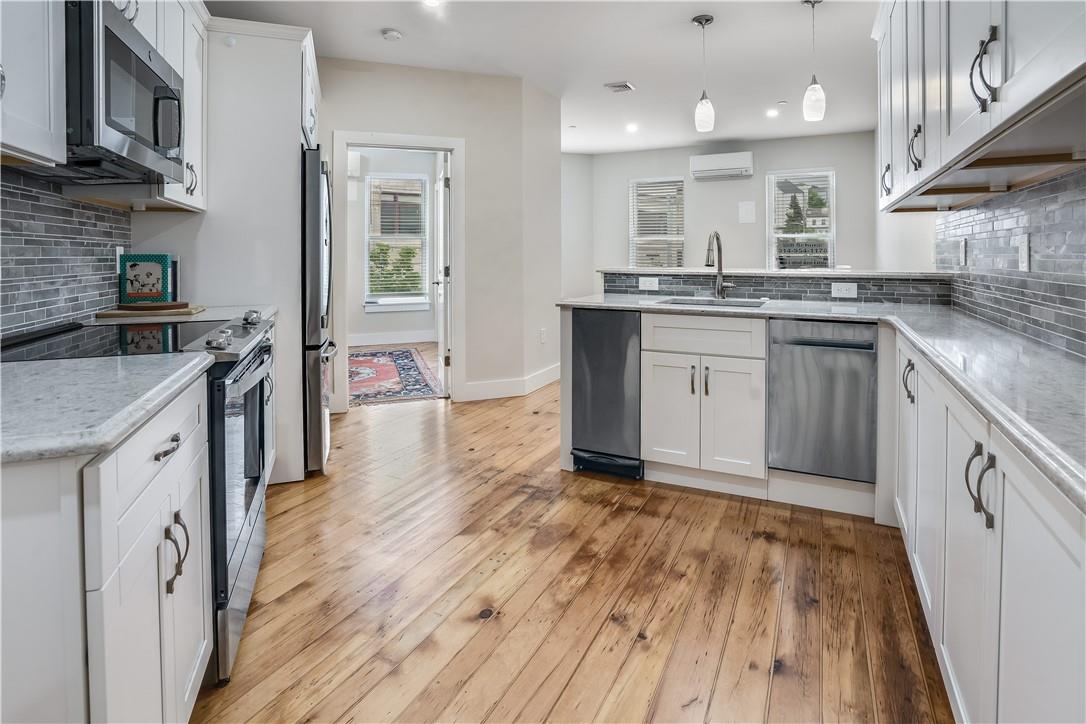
[320,339,338,360]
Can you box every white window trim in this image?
[765,167,837,271]
[362,171,432,306]
[628,176,685,268]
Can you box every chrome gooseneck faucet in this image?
[704,231,734,298]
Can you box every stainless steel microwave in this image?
[57,1,184,184]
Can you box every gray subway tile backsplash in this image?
[1,168,131,338]
[935,168,1086,356]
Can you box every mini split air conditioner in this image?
[689,151,754,180]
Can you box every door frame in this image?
[330,130,466,411]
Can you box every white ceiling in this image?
[209,1,880,154]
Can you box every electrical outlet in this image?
[1017,234,1031,271]
[831,282,858,299]
[115,246,125,272]
[539,327,547,344]
[959,238,968,266]
[638,276,659,291]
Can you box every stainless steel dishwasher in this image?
[768,319,878,483]
[570,308,643,479]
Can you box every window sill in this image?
[364,297,431,313]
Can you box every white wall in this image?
[561,154,595,298]
[318,58,561,399]
[346,147,438,346]
[875,210,938,270]
[590,131,880,273]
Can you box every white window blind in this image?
[365,176,429,299]
[628,178,684,267]
[766,169,835,270]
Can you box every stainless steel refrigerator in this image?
[303,147,337,474]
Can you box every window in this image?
[766,169,835,270]
[628,177,684,267]
[364,175,429,303]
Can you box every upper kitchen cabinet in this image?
[161,3,208,210]
[301,32,319,147]
[0,0,66,165]
[112,0,185,77]
[873,0,1086,212]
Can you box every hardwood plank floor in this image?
[193,382,952,723]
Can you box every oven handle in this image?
[224,344,274,399]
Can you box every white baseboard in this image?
[453,362,561,402]
[768,468,876,517]
[347,330,436,347]
[644,462,769,499]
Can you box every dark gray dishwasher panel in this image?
[571,308,640,461]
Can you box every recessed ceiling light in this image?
[381,28,404,41]
[625,122,639,133]
[423,0,441,6]
[766,108,780,118]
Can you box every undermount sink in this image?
[656,296,767,308]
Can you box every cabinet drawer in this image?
[83,377,208,590]
[642,313,766,358]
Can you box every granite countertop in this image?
[1,352,215,463]
[87,303,278,326]
[597,267,957,278]
[559,293,1086,513]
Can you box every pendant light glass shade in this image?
[803,74,825,121]
[695,91,715,133]
[692,15,715,133]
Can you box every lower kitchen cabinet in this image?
[641,351,701,467]
[940,387,1002,724]
[700,356,766,478]
[894,330,1086,722]
[993,430,1086,723]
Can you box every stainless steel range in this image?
[182,312,275,684]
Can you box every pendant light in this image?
[692,15,715,133]
[802,0,826,122]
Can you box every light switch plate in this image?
[959,239,968,266]
[831,282,858,299]
[638,277,659,291]
[1018,234,1031,271]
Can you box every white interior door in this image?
[434,152,452,394]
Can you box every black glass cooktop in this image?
[0,320,225,362]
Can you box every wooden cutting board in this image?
[96,305,207,319]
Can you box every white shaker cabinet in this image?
[991,0,1086,125]
[0,0,66,165]
[700,356,766,479]
[910,357,948,638]
[641,351,702,468]
[993,429,1086,723]
[301,32,319,146]
[162,3,207,210]
[904,0,942,187]
[876,16,896,206]
[939,389,1001,724]
[159,0,187,78]
[940,0,995,162]
[894,343,918,542]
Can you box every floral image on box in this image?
[119,253,171,304]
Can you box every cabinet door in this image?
[158,0,185,76]
[131,0,159,51]
[876,24,896,207]
[905,0,942,184]
[941,0,994,161]
[641,351,701,467]
[301,36,317,146]
[895,345,918,542]
[940,393,1000,723]
[990,0,1086,125]
[162,8,205,209]
[994,432,1086,723]
[700,356,765,479]
[889,1,910,196]
[85,495,174,723]
[166,448,212,722]
[911,361,947,637]
[0,0,66,164]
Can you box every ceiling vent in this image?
[604,81,636,93]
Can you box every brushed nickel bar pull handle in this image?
[173,511,190,570]
[154,433,182,462]
[164,527,182,594]
[975,453,997,529]
[964,441,984,513]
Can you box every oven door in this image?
[210,342,273,607]
[96,2,185,181]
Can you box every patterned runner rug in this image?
[348,348,443,406]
